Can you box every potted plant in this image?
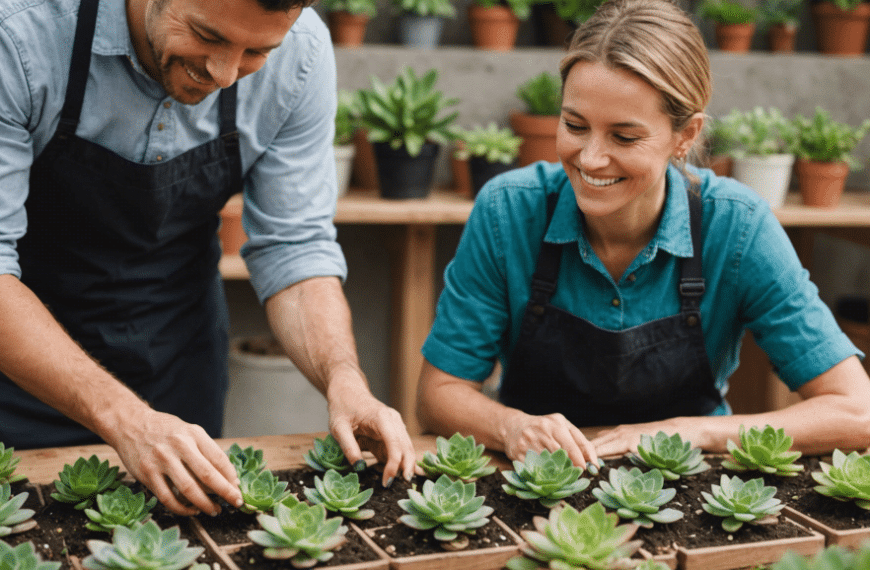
[538,0,604,47]
[791,107,870,207]
[322,0,378,47]
[357,67,459,199]
[811,0,870,55]
[391,0,456,48]
[335,90,359,198]
[703,112,742,177]
[467,0,536,51]
[510,71,561,167]
[757,0,804,51]
[453,123,522,198]
[698,0,759,52]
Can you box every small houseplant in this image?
[538,0,604,47]
[811,0,870,55]
[510,72,562,166]
[417,432,497,481]
[322,0,378,47]
[757,0,804,51]
[703,111,743,176]
[334,90,359,197]
[698,0,758,52]
[391,0,456,48]
[453,123,522,197]
[466,0,536,51]
[81,520,209,570]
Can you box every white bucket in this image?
[732,153,795,209]
[334,143,356,198]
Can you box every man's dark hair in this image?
[257,0,318,11]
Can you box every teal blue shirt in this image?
[422,162,860,414]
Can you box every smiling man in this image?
[0,0,416,516]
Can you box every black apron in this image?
[0,0,241,448]
[499,190,723,427]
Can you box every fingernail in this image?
[598,458,605,467]
[383,477,394,489]
[353,460,367,472]
[586,462,599,476]
[235,498,243,508]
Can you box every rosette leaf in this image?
[81,520,209,570]
[591,467,683,528]
[0,443,25,485]
[501,448,590,508]
[248,498,348,567]
[0,540,61,570]
[51,455,123,510]
[304,434,352,472]
[398,474,493,550]
[629,431,710,481]
[0,482,36,536]
[303,470,374,520]
[227,443,267,477]
[722,424,803,477]
[701,474,783,532]
[418,433,496,482]
[239,469,295,514]
[771,542,870,570]
[812,449,870,509]
[84,485,158,533]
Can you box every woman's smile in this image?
[580,170,625,187]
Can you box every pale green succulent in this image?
[248,496,348,567]
[0,483,36,537]
[51,455,123,510]
[304,434,352,472]
[0,540,61,570]
[81,520,209,570]
[398,474,493,550]
[239,469,295,514]
[227,443,267,477]
[83,485,158,533]
[771,542,870,570]
[303,470,374,520]
[812,449,870,509]
[591,467,684,528]
[417,433,496,482]
[0,443,25,485]
[629,431,710,480]
[501,448,591,508]
[722,424,803,477]
[701,474,784,532]
[505,501,642,570]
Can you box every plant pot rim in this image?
[783,505,870,548]
[734,153,796,164]
[812,1,870,16]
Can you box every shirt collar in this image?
[91,0,140,60]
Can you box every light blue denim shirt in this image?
[422,162,861,414]
[0,0,345,303]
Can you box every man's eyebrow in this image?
[193,22,284,51]
[561,107,646,130]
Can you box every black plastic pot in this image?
[373,141,439,200]
[469,156,517,198]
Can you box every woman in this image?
[417,0,870,468]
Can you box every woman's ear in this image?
[675,113,706,157]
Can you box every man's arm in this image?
[265,276,417,485]
[0,274,243,515]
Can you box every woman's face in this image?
[557,61,698,224]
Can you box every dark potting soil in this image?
[229,528,384,569]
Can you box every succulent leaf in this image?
[629,431,710,481]
[239,469,295,514]
[501,448,590,508]
[303,434,352,472]
[0,482,36,537]
[226,443,267,477]
[50,455,123,510]
[812,449,870,510]
[771,542,870,570]
[81,520,208,570]
[83,485,158,533]
[591,467,683,529]
[0,540,62,570]
[721,425,803,477]
[304,470,374,520]
[248,501,348,567]
[417,433,496,482]
[0,443,26,485]
[701,473,783,532]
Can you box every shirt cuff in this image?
[776,331,863,390]
[421,334,496,382]
[244,241,347,303]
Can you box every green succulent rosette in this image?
[417,433,496,482]
[812,449,870,509]
[629,431,710,480]
[722,424,803,477]
[501,448,590,508]
[591,467,684,528]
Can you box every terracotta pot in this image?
[769,23,798,52]
[811,2,870,55]
[784,506,870,549]
[796,159,850,207]
[467,5,521,51]
[328,11,370,47]
[351,129,379,190]
[708,155,734,177]
[451,154,473,197]
[218,193,245,256]
[509,111,560,166]
[714,22,756,52]
[538,4,576,48]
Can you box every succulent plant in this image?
[248,496,348,567]
[771,542,870,570]
[629,431,710,481]
[239,469,295,514]
[812,449,870,510]
[83,485,158,533]
[505,501,642,570]
[398,474,493,550]
[304,434,352,473]
[81,520,208,570]
[501,448,591,508]
[51,455,123,510]
[417,433,496,482]
[0,482,36,537]
[227,443,267,477]
[0,443,25,485]
[722,424,803,477]
[701,474,784,532]
[591,467,684,529]
[0,540,62,570]
[303,470,374,520]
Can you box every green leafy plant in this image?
[304,470,374,520]
[0,483,36,537]
[51,455,123,510]
[698,0,757,24]
[792,108,870,169]
[551,0,604,22]
[501,448,590,508]
[0,540,61,570]
[701,474,784,532]
[727,107,798,157]
[335,90,360,146]
[811,449,870,509]
[505,501,642,570]
[453,123,523,165]
[829,0,864,10]
[772,542,870,570]
[304,434,352,472]
[227,443,267,477]
[0,443,25,485]
[391,0,456,18]
[357,67,459,158]
[591,467,684,528]
[629,431,710,481]
[516,72,562,116]
[322,0,378,17]
[471,0,539,20]
[84,485,158,534]
[248,496,348,566]
[417,432,497,481]
[239,469,295,514]
[722,424,803,477]
[81,520,208,570]
[705,112,743,158]
[398,474,493,550]
[757,0,803,29]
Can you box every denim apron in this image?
[499,190,723,427]
[0,0,241,448]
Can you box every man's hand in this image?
[592,418,692,458]
[500,411,599,469]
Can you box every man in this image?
[0,0,416,515]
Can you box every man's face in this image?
[140,0,299,104]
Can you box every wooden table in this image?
[220,190,870,432]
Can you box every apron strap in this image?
[57,0,99,139]
[529,192,562,307]
[679,190,706,321]
[218,85,242,193]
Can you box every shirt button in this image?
[157,123,164,131]
[164,102,172,108]
[687,315,699,327]
[628,273,637,282]
[611,298,620,307]
[155,155,163,161]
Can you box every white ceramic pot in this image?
[222,336,329,437]
[334,143,355,197]
[732,153,796,209]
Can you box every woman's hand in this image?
[501,411,599,469]
[591,417,701,458]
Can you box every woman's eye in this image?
[615,134,639,144]
[563,121,587,133]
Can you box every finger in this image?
[144,472,199,517]
[570,426,599,471]
[185,440,243,509]
[552,424,587,468]
[331,420,367,473]
[161,454,223,516]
